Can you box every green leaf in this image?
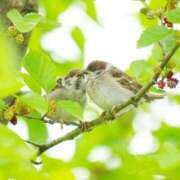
[71,27,85,51]
[55,59,84,77]
[38,19,61,31]
[0,125,45,179]
[21,73,42,94]
[137,13,158,28]
[40,0,73,20]
[7,9,42,33]
[137,26,171,48]
[148,32,176,66]
[127,60,154,84]
[154,124,180,173]
[149,0,167,9]
[0,32,22,98]
[41,156,75,179]
[84,0,97,21]
[148,44,163,66]
[161,31,177,54]
[72,111,134,166]
[57,100,84,119]
[0,125,33,160]
[155,124,180,147]
[23,50,58,92]
[0,100,7,111]
[19,92,48,115]
[25,118,48,144]
[166,8,180,24]
[150,87,166,94]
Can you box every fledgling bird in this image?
[46,69,87,124]
[85,60,162,112]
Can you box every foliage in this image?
[0,0,180,179]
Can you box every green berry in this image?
[8,26,18,37]
[15,34,24,45]
[153,65,161,74]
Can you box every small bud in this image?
[8,26,18,37]
[166,71,174,79]
[15,33,24,45]
[153,66,161,74]
[157,80,166,89]
[10,116,17,125]
[167,78,179,88]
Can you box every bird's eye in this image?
[96,70,102,75]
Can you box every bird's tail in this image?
[146,93,164,101]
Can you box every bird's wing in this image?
[109,67,163,100]
[108,66,142,93]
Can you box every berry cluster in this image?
[8,26,24,45]
[3,105,17,125]
[3,99,32,125]
[157,71,179,89]
[162,17,173,28]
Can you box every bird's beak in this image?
[81,70,91,76]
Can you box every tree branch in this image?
[26,44,179,156]
[23,115,81,127]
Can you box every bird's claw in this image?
[101,111,114,122]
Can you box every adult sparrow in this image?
[85,60,162,113]
[46,69,87,124]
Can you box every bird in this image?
[85,60,162,113]
[46,69,87,125]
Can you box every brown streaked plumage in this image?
[86,60,162,111]
[46,68,87,123]
[109,67,142,93]
[65,69,83,80]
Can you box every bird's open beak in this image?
[80,70,90,77]
[82,70,92,75]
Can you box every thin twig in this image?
[26,44,179,156]
[23,115,80,127]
